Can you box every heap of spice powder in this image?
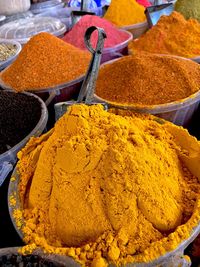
[95,53,200,105]
[63,15,130,50]
[130,12,200,58]
[1,32,91,92]
[175,0,200,22]
[13,104,200,267]
[104,0,146,27]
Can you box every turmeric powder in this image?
[13,104,200,266]
[104,0,146,27]
[130,12,200,58]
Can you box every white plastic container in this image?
[0,92,48,186]
[30,0,64,14]
[0,0,31,16]
[121,21,149,39]
[94,56,200,126]
[0,17,66,44]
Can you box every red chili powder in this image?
[63,15,130,50]
[136,0,151,7]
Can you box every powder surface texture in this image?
[1,32,91,92]
[130,12,200,58]
[95,53,200,105]
[63,15,129,50]
[175,0,200,22]
[104,0,146,27]
[15,104,200,267]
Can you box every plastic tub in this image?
[0,71,85,105]
[101,30,133,63]
[0,91,48,186]
[36,7,72,29]
[30,0,64,14]
[0,40,22,71]
[0,11,33,26]
[0,17,66,44]
[121,21,149,39]
[8,122,200,266]
[94,56,200,126]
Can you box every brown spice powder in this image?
[95,53,200,105]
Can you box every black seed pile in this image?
[0,91,42,155]
[0,254,65,267]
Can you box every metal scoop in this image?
[54,25,107,121]
[71,0,95,26]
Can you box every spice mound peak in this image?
[130,11,200,58]
[1,32,91,92]
[17,104,200,266]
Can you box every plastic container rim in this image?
[0,69,85,93]
[0,90,48,163]
[102,29,133,54]
[94,54,200,113]
[0,17,67,44]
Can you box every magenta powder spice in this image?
[136,0,151,7]
[63,15,130,50]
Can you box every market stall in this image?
[0,0,200,266]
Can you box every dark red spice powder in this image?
[63,15,130,50]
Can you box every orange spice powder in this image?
[1,32,91,92]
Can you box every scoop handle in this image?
[77,26,107,104]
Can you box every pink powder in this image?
[136,0,151,7]
[63,15,130,50]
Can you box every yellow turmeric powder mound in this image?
[130,11,200,58]
[17,105,200,266]
[104,0,146,27]
[1,32,91,92]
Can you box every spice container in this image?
[121,21,149,39]
[0,91,48,186]
[0,11,33,26]
[0,17,66,44]
[36,7,72,29]
[94,54,200,126]
[0,40,21,71]
[0,0,31,16]
[8,105,200,267]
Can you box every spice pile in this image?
[175,0,200,21]
[63,15,130,50]
[0,43,17,62]
[14,104,200,267]
[104,0,146,27]
[1,32,91,92]
[0,91,41,155]
[130,12,200,58]
[95,53,200,105]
